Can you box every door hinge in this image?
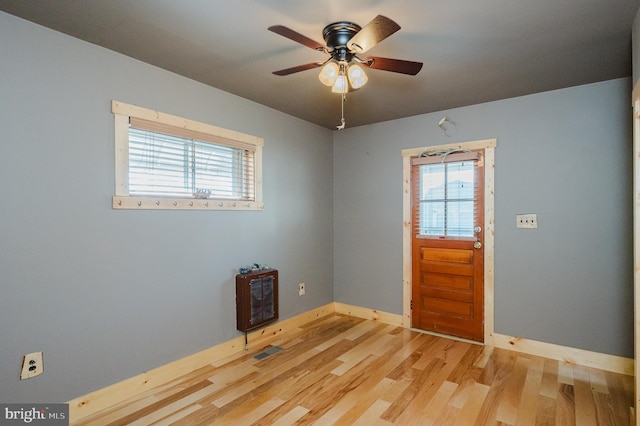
[410,300,413,310]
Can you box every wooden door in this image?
[411,151,484,342]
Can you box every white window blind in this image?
[128,127,255,201]
[412,152,480,237]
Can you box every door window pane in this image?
[419,201,445,235]
[417,161,475,237]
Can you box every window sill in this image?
[112,196,264,211]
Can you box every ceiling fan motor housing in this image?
[323,21,361,62]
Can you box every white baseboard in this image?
[334,302,404,326]
[489,333,634,376]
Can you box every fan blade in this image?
[347,15,400,54]
[362,57,423,75]
[272,62,323,76]
[268,25,327,52]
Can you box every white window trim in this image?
[112,100,264,211]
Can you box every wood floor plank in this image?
[268,405,310,426]
[539,358,559,399]
[341,316,381,341]
[477,346,518,386]
[514,356,544,426]
[587,366,609,394]
[495,356,530,424]
[557,361,575,385]
[572,366,598,426]
[592,390,618,426]
[605,369,634,426]
[555,383,576,425]
[321,375,397,424]
[127,382,217,426]
[69,314,633,426]
[535,395,557,426]
[205,358,260,393]
[385,337,432,382]
[148,403,201,426]
[218,396,285,426]
[472,348,519,425]
[447,343,484,384]
[351,399,392,426]
[332,328,396,375]
[454,382,490,426]
[167,404,219,426]
[473,344,494,369]
[421,380,458,425]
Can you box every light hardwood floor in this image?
[72,314,633,425]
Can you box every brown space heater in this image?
[236,269,279,332]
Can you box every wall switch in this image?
[20,351,43,380]
[298,283,305,296]
[516,213,538,229]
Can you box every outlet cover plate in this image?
[20,351,43,380]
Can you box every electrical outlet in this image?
[298,282,305,296]
[20,351,43,380]
[516,213,537,229]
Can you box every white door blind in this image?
[412,155,478,237]
[128,127,255,200]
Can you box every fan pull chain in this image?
[337,93,346,130]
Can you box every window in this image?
[112,101,263,210]
[412,151,480,237]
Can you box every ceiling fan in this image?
[268,15,422,85]
[268,15,423,129]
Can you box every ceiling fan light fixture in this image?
[347,64,368,89]
[319,62,339,86]
[331,74,349,94]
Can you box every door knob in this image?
[474,241,482,249]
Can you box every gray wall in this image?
[634,6,640,86]
[0,12,334,403]
[334,78,633,358]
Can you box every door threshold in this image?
[409,327,484,346]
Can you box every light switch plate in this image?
[516,213,537,229]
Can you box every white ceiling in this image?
[1,0,638,129]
